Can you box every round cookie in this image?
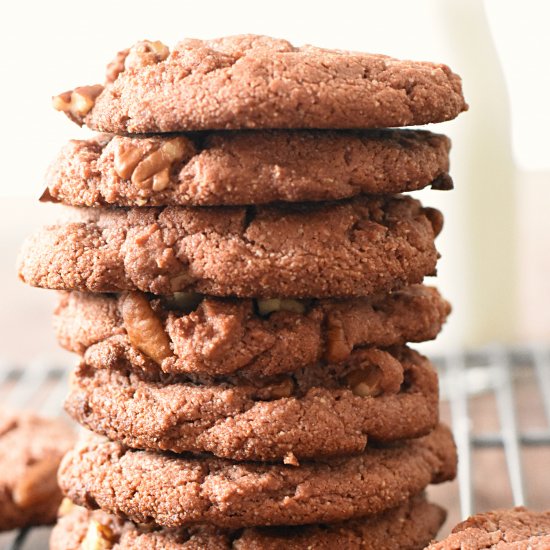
[65,346,439,462]
[18,196,441,298]
[58,424,456,528]
[43,130,452,208]
[0,411,75,531]
[54,285,450,378]
[51,494,446,550]
[52,35,467,132]
[427,507,550,549]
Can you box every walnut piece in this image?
[345,349,404,397]
[325,314,350,363]
[257,298,305,316]
[81,520,115,550]
[52,85,104,125]
[125,40,169,70]
[120,292,171,365]
[346,365,384,397]
[12,456,60,507]
[58,497,75,517]
[113,137,194,192]
[162,291,203,312]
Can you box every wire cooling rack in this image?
[1,345,549,549]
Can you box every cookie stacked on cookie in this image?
[18,35,467,549]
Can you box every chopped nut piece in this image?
[58,497,75,517]
[170,272,196,291]
[125,40,169,70]
[257,298,305,316]
[284,451,300,466]
[120,292,171,365]
[12,456,60,507]
[346,365,383,397]
[325,314,350,363]
[113,137,194,193]
[257,298,281,315]
[163,291,203,312]
[81,520,115,550]
[52,85,104,125]
[267,378,295,399]
[346,349,404,397]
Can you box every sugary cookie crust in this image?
[54,35,467,132]
[54,285,450,378]
[50,494,445,550]
[18,196,441,298]
[43,130,452,207]
[64,346,439,462]
[427,507,550,549]
[58,424,456,529]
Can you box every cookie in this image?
[427,507,550,549]
[54,285,450,378]
[0,411,75,531]
[50,494,445,550]
[65,346,439,461]
[18,196,441,298]
[43,130,452,208]
[52,35,467,132]
[58,423,456,528]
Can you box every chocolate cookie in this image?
[54,285,450,378]
[43,130,452,207]
[18,196,441,298]
[58,424,456,528]
[0,411,75,531]
[427,507,550,549]
[51,494,445,550]
[65,346,438,461]
[52,35,467,132]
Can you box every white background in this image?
[0,0,549,363]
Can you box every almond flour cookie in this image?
[54,285,450,378]
[18,196,441,298]
[50,494,445,550]
[427,507,550,549]
[43,130,452,207]
[0,410,75,531]
[65,346,438,462]
[52,35,467,133]
[58,424,456,529]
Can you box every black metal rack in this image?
[1,345,549,549]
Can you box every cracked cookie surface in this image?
[65,346,439,461]
[58,424,456,528]
[18,196,441,298]
[43,130,452,207]
[54,35,467,132]
[0,411,75,531]
[54,285,450,378]
[50,494,445,550]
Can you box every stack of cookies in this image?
[18,35,467,549]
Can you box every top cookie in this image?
[427,507,550,549]
[52,35,467,133]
